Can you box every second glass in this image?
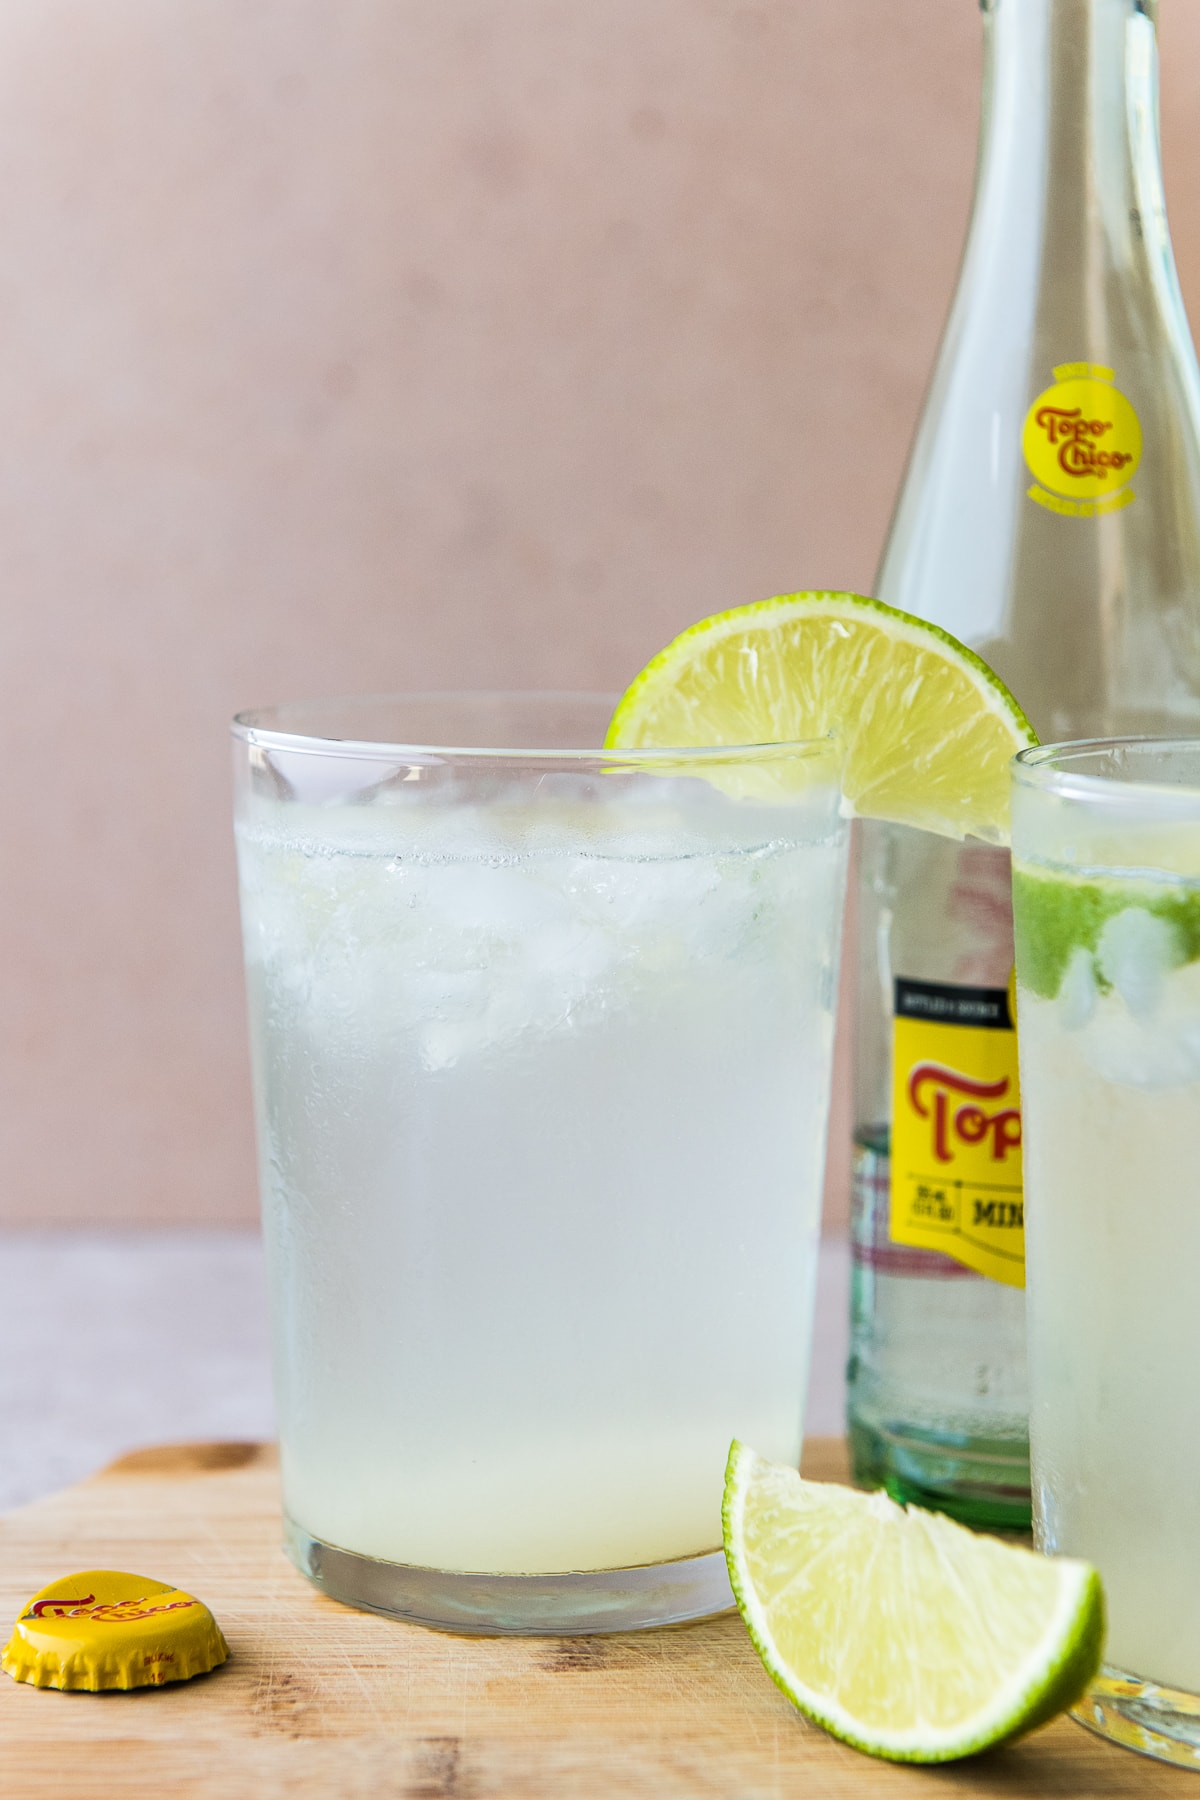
[1013,738,1200,1768]
[233,695,847,1634]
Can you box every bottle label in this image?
[889,976,1025,1287]
[1023,363,1142,517]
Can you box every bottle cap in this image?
[2,1569,229,1690]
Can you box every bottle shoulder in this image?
[876,244,1200,735]
[873,3,1200,734]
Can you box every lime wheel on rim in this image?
[608,591,1037,842]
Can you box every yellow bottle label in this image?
[890,977,1024,1288]
[1023,362,1142,516]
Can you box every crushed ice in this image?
[236,788,845,1074]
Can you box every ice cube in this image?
[1078,952,1200,1089]
[1057,945,1097,1031]
[577,851,723,946]
[419,859,571,939]
[417,982,544,1071]
[262,748,400,804]
[419,1016,482,1072]
[524,917,616,990]
[1095,907,1181,1018]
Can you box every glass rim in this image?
[1012,735,1200,805]
[231,689,841,767]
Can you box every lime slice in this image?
[607,592,1036,842]
[723,1442,1104,1763]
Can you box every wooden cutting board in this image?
[0,1439,1188,1798]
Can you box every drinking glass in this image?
[1012,738,1200,1767]
[232,694,847,1634]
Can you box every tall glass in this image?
[232,695,847,1634]
[1012,738,1200,1768]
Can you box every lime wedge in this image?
[723,1442,1104,1763]
[607,592,1036,842]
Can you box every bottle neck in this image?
[974,0,1167,280]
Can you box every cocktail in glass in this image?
[233,694,847,1633]
[1012,738,1200,1767]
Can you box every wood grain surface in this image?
[0,1439,1189,1798]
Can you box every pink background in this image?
[2,0,1198,1228]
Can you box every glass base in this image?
[284,1514,736,1635]
[1073,1665,1200,1770]
[848,1413,1031,1532]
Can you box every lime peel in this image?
[722,1441,1104,1764]
[607,592,1037,844]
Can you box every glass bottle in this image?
[847,0,1200,1528]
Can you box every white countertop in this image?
[0,1232,850,1514]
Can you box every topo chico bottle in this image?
[847,0,1200,1527]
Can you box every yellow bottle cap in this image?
[2,1569,229,1691]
